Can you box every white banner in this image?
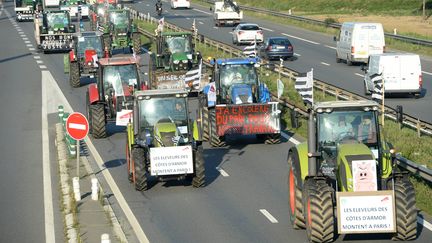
[115,109,133,126]
[337,191,395,234]
[150,145,194,176]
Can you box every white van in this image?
[363,53,422,97]
[170,0,191,9]
[335,22,385,65]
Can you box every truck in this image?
[125,89,205,190]
[200,57,281,147]
[14,0,43,22]
[34,10,76,53]
[149,31,203,93]
[213,0,243,27]
[60,0,90,19]
[288,100,417,242]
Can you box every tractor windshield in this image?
[46,12,69,29]
[165,36,191,54]
[103,64,138,97]
[317,110,378,147]
[109,11,128,26]
[77,36,103,57]
[219,63,258,100]
[138,97,188,129]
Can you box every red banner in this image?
[215,103,280,136]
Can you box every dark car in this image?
[259,37,294,60]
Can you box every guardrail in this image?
[122,6,432,183]
[201,0,432,47]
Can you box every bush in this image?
[324,17,338,27]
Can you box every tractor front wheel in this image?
[103,34,111,54]
[390,175,417,241]
[303,179,335,243]
[201,106,210,141]
[192,145,206,188]
[132,32,141,55]
[90,104,107,139]
[288,153,305,229]
[132,147,148,191]
[209,109,225,147]
[69,61,80,88]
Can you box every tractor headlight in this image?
[182,59,188,64]
[316,108,323,113]
[54,28,59,31]
[173,60,180,64]
[325,108,332,113]
[372,106,379,111]
[60,27,64,31]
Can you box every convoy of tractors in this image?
[15,0,419,242]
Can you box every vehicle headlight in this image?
[54,28,59,31]
[173,60,180,64]
[235,96,242,104]
[182,60,188,64]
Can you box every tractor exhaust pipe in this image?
[307,111,317,176]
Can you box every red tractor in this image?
[86,56,143,138]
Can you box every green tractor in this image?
[89,3,116,32]
[98,9,141,54]
[288,100,417,242]
[14,0,43,21]
[125,89,205,190]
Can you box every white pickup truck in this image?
[213,0,242,26]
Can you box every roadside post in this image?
[66,112,89,178]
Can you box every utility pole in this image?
[423,0,426,20]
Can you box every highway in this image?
[0,0,431,242]
[132,0,432,123]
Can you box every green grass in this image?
[134,17,432,215]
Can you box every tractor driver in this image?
[172,101,186,122]
[332,115,353,141]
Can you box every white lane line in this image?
[216,167,229,177]
[29,47,36,51]
[355,73,364,77]
[26,44,33,47]
[199,21,204,24]
[213,26,218,29]
[324,45,337,50]
[186,17,190,20]
[36,60,43,64]
[321,62,330,66]
[34,56,41,59]
[294,53,301,57]
[43,72,150,242]
[422,71,432,76]
[68,123,86,130]
[259,209,279,223]
[281,33,319,45]
[418,216,432,231]
[18,31,24,34]
[39,65,47,69]
[24,40,31,44]
[23,37,28,40]
[261,27,273,32]
[41,71,56,243]
[229,31,233,34]
[193,8,212,15]
[20,34,26,37]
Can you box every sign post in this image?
[66,112,89,178]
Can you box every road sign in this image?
[66,112,89,140]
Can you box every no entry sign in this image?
[66,112,89,140]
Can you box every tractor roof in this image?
[135,89,189,99]
[313,100,379,111]
[98,56,139,66]
[212,57,259,65]
[44,10,68,14]
[77,31,103,37]
[161,32,192,36]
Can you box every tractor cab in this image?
[155,32,199,71]
[108,9,131,32]
[75,31,105,61]
[42,10,73,33]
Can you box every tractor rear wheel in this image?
[201,107,210,141]
[90,104,107,139]
[303,179,335,243]
[390,176,417,241]
[288,153,305,229]
[132,147,148,191]
[132,32,141,55]
[69,61,80,88]
[192,145,206,188]
[209,109,225,147]
[264,133,281,144]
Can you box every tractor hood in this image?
[171,52,189,62]
[154,121,178,147]
[337,142,375,192]
[230,84,253,104]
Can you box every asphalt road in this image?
[0,0,431,242]
[132,0,432,123]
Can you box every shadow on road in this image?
[0,52,32,63]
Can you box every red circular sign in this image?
[66,112,89,140]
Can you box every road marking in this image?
[186,17,190,20]
[20,34,26,37]
[216,167,229,177]
[321,62,330,66]
[145,4,149,6]
[34,56,41,59]
[294,53,301,57]
[422,71,432,76]
[281,33,319,45]
[229,31,233,34]
[418,216,432,231]
[199,21,204,24]
[29,47,35,51]
[174,13,178,16]
[259,209,279,223]
[193,8,211,15]
[36,60,43,64]
[22,37,28,40]
[324,45,337,50]
[39,65,47,69]
[261,27,273,32]
[26,44,33,47]
[41,71,56,243]
[24,40,31,44]
[18,31,24,34]
[68,123,86,130]
[213,26,218,29]
[355,73,364,77]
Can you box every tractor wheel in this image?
[209,109,225,147]
[132,32,141,55]
[201,106,210,141]
[90,104,107,139]
[390,176,417,241]
[264,133,281,144]
[192,145,206,188]
[126,137,132,182]
[288,152,305,229]
[303,179,335,243]
[86,92,93,134]
[103,34,111,54]
[346,56,353,66]
[336,53,341,63]
[69,61,80,88]
[132,147,148,191]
